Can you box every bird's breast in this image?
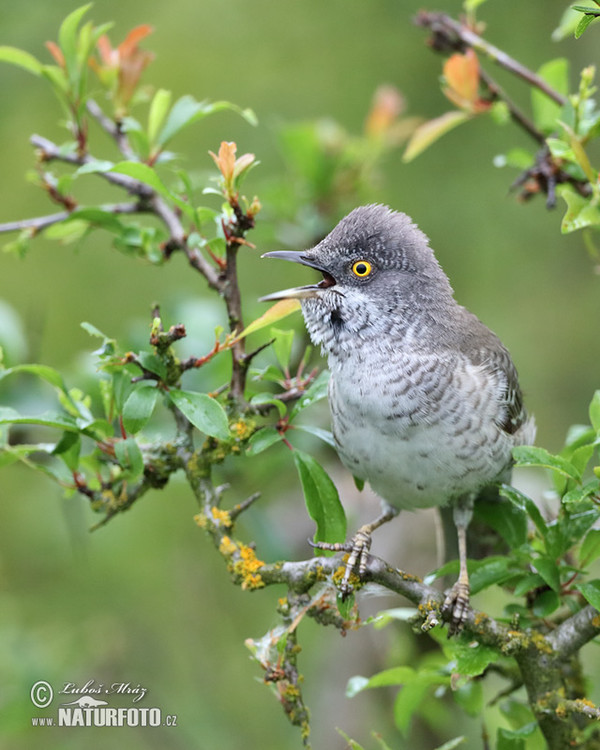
[327,345,515,509]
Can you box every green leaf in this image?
[453,680,483,718]
[589,390,600,432]
[500,485,548,536]
[52,430,81,471]
[0,46,43,75]
[239,299,301,339]
[249,392,287,418]
[74,160,114,176]
[109,161,171,198]
[475,495,527,548]
[393,678,430,735]
[271,328,295,370]
[580,528,600,566]
[148,88,172,146]
[122,385,159,434]
[469,556,520,595]
[293,424,336,449]
[0,407,79,432]
[513,573,545,598]
[531,58,569,134]
[293,450,346,549]
[531,589,560,617]
[576,580,600,610]
[533,557,561,592]
[552,7,585,41]
[114,436,144,479]
[557,184,600,233]
[513,445,581,481]
[245,427,281,456]
[448,636,500,676]
[168,389,230,440]
[335,730,365,750]
[58,4,92,81]
[136,351,167,380]
[290,370,330,419]
[403,111,470,162]
[433,739,467,750]
[67,208,124,233]
[156,97,255,148]
[347,667,416,697]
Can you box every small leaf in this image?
[531,58,569,134]
[580,528,600,566]
[500,485,548,536]
[403,111,469,162]
[239,299,301,339]
[52,430,81,471]
[469,556,518,595]
[114,436,144,479]
[557,185,600,234]
[0,407,79,432]
[290,370,330,419]
[433,739,467,750]
[122,385,159,434]
[245,427,281,456]
[450,637,500,676]
[453,680,483,718]
[576,15,595,38]
[589,390,600,432]
[393,678,430,736]
[575,580,600,610]
[249,392,287,418]
[168,389,230,440]
[0,46,43,75]
[271,328,295,370]
[109,161,170,197]
[293,450,346,549]
[58,4,92,79]
[136,351,167,380]
[293,424,336,449]
[531,589,560,617]
[148,88,172,146]
[443,50,480,108]
[533,557,561,592]
[513,445,581,481]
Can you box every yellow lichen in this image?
[531,631,553,655]
[231,419,255,441]
[592,614,600,629]
[194,512,207,529]
[219,535,238,557]
[211,506,232,528]
[234,544,265,590]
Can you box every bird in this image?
[261,204,535,632]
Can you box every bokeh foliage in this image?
[1,2,600,750]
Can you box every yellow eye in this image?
[351,260,372,278]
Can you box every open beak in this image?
[259,250,335,302]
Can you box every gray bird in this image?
[261,204,535,631]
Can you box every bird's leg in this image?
[311,504,399,599]
[442,495,474,634]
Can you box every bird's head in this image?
[260,204,454,347]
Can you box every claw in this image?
[441,579,471,635]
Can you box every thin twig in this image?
[415,12,567,107]
[0,202,145,235]
[86,99,137,160]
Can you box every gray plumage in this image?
[261,204,535,628]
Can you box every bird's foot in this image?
[309,528,373,600]
[441,580,471,635]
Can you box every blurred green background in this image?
[1,1,599,748]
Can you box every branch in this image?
[30,134,153,197]
[415,12,567,107]
[29,133,224,291]
[86,99,137,160]
[546,605,600,659]
[0,202,145,236]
